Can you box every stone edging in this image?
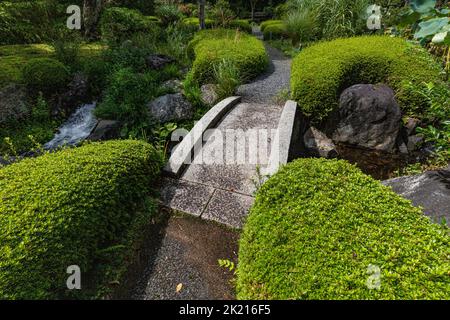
[263,100,304,178]
[163,96,242,177]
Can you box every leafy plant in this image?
[237,158,450,300]
[285,9,318,45]
[218,259,236,273]
[0,140,163,299]
[213,58,241,101]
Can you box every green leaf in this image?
[410,0,436,14]
[414,17,449,39]
[431,31,450,44]
[397,10,421,27]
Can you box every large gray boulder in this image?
[331,84,402,152]
[87,119,121,141]
[147,93,193,123]
[382,166,450,226]
[0,84,29,124]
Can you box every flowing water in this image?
[44,103,97,150]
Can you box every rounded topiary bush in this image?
[237,158,449,300]
[291,36,444,123]
[0,140,163,299]
[263,23,287,40]
[181,17,214,30]
[22,58,70,94]
[188,29,268,85]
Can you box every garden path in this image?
[129,42,292,300]
[160,43,292,229]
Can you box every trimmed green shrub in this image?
[181,17,214,30]
[22,57,70,94]
[0,140,163,299]
[188,29,268,85]
[237,158,450,300]
[100,7,155,44]
[229,19,252,33]
[263,23,288,40]
[291,36,444,122]
[260,19,283,32]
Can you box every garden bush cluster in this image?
[187,29,268,85]
[0,140,163,299]
[291,35,444,122]
[237,158,450,300]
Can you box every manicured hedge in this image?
[263,23,287,40]
[188,29,268,85]
[237,159,450,300]
[260,19,283,32]
[0,140,163,299]
[291,36,444,122]
[22,57,70,94]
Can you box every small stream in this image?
[44,103,97,150]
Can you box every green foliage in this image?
[210,0,236,27]
[218,259,236,273]
[117,0,155,15]
[94,68,160,137]
[100,7,156,44]
[263,23,288,40]
[237,158,450,300]
[188,29,268,85]
[0,140,163,299]
[406,82,450,161]
[182,17,214,30]
[213,58,241,101]
[229,19,252,33]
[260,19,284,32]
[0,0,64,45]
[398,0,450,45]
[155,3,184,26]
[285,0,370,40]
[291,36,444,122]
[0,44,54,87]
[284,9,318,44]
[22,57,70,95]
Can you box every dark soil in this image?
[114,207,239,300]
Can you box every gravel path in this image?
[237,44,291,103]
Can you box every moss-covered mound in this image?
[291,36,444,122]
[22,57,70,94]
[260,20,284,32]
[187,29,268,85]
[237,158,449,300]
[0,140,163,299]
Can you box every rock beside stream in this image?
[382,165,450,226]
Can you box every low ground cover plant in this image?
[0,140,163,299]
[237,158,450,300]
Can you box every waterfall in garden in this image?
[44,103,97,150]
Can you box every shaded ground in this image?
[127,211,239,300]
